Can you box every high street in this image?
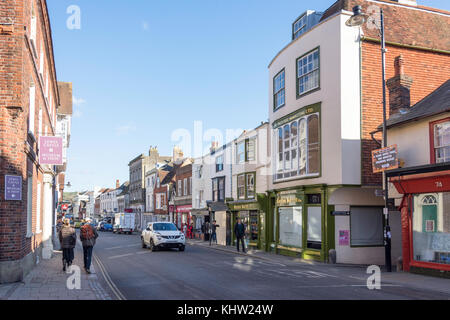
[91,232,450,300]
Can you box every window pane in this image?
[307,206,322,242]
[299,118,307,175]
[307,114,320,174]
[279,207,302,248]
[247,139,255,161]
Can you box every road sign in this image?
[39,136,63,165]
[372,145,399,173]
[5,175,22,201]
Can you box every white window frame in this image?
[183,178,187,196]
[293,14,307,40]
[297,48,320,96]
[29,84,36,135]
[433,121,450,163]
[237,142,245,164]
[273,69,285,110]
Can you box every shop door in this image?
[422,205,438,233]
[259,211,265,250]
[226,212,231,246]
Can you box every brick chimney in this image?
[116,180,120,189]
[210,141,219,153]
[172,146,184,162]
[386,55,413,116]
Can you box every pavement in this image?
[1,233,449,300]
[0,244,112,300]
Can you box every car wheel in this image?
[179,246,185,252]
[142,238,147,248]
[150,239,157,252]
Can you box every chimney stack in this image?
[116,180,120,189]
[172,146,184,162]
[210,141,219,153]
[386,55,413,116]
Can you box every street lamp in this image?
[346,5,392,272]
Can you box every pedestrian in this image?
[209,220,219,246]
[189,223,194,239]
[205,221,211,242]
[79,217,99,274]
[58,218,76,272]
[234,217,246,253]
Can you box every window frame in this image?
[429,117,450,164]
[296,47,320,99]
[246,138,256,162]
[273,68,286,111]
[236,141,245,164]
[292,13,307,40]
[216,155,224,172]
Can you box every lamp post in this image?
[346,5,392,272]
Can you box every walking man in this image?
[234,217,246,253]
[58,219,76,272]
[80,218,98,274]
[209,220,220,246]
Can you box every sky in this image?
[47,0,450,192]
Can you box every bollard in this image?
[396,256,403,272]
[328,249,337,264]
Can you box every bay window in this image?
[275,112,320,181]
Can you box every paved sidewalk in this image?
[187,239,450,298]
[0,247,112,300]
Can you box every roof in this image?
[384,79,450,129]
[57,82,73,115]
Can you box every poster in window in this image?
[339,230,350,246]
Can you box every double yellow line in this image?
[93,253,127,300]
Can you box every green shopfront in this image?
[227,194,268,251]
[267,186,334,262]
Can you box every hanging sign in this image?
[5,175,22,201]
[39,136,63,165]
[372,145,399,173]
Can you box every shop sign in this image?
[272,103,320,129]
[229,202,260,211]
[276,190,303,206]
[339,230,350,246]
[372,145,398,173]
[176,205,192,213]
[39,136,63,165]
[5,175,22,201]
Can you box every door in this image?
[259,211,265,250]
[226,212,231,246]
[423,205,438,233]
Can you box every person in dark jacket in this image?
[79,218,99,274]
[58,219,76,272]
[234,218,246,253]
[209,220,220,246]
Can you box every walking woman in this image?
[58,218,76,271]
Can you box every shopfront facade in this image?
[389,165,450,275]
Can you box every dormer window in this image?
[293,14,307,40]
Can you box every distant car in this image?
[73,220,82,229]
[141,222,185,252]
[97,221,113,232]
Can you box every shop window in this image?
[250,211,258,242]
[413,193,450,265]
[307,207,322,249]
[350,207,384,246]
[278,207,302,248]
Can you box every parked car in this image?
[97,221,113,232]
[141,222,185,252]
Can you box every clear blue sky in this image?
[47,0,450,192]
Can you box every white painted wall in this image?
[268,12,362,191]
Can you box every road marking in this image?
[293,284,403,288]
[93,254,127,300]
[108,253,135,260]
[105,244,137,250]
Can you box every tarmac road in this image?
[92,231,450,300]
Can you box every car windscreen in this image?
[153,223,178,231]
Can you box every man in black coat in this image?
[234,217,246,253]
[58,219,76,271]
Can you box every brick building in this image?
[266,0,449,266]
[0,0,68,283]
[173,159,193,230]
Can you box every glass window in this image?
[274,113,319,181]
[216,155,224,172]
[434,121,450,163]
[246,139,256,162]
[350,207,383,246]
[307,206,322,249]
[184,178,187,196]
[273,70,285,110]
[212,179,218,201]
[413,193,450,265]
[279,207,302,248]
[237,142,245,164]
[237,174,245,199]
[218,177,225,201]
[307,114,320,174]
[297,49,319,95]
[246,173,255,199]
[250,211,258,241]
[293,15,307,40]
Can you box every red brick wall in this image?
[361,41,450,185]
[0,0,59,264]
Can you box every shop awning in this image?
[191,208,209,216]
[328,187,384,206]
[207,201,229,212]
